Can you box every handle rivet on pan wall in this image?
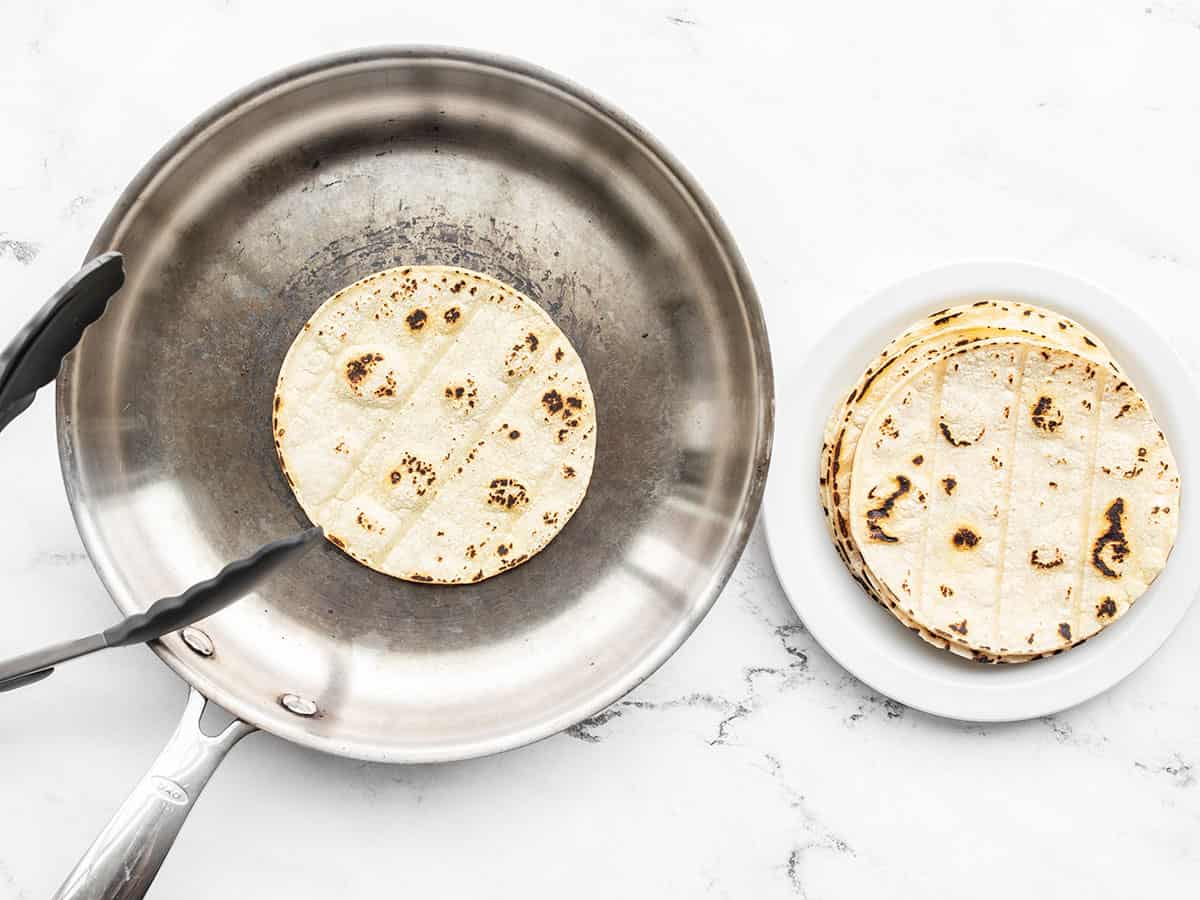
[180,627,214,657]
[279,693,319,717]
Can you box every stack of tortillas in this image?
[820,300,1180,662]
[274,265,595,584]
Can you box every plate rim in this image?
[763,258,1199,722]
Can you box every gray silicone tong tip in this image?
[0,252,125,433]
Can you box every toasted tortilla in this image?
[820,301,1116,594]
[274,265,596,584]
[849,340,1179,657]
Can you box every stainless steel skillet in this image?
[53,47,773,898]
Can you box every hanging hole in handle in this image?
[198,699,239,737]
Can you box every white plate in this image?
[762,261,1200,722]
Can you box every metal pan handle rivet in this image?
[279,693,319,717]
[180,627,214,657]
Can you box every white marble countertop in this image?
[2,1,1198,897]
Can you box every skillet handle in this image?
[53,688,255,900]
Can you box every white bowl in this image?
[763,261,1200,721]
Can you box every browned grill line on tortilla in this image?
[369,332,558,566]
[312,277,494,518]
[1071,366,1109,639]
[911,355,949,623]
[990,344,1030,649]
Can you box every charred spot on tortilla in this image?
[1031,396,1064,433]
[346,352,382,386]
[864,475,910,543]
[831,431,845,478]
[939,421,984,447]
[856,354,899,402]
[948,619,968,635]
[374,374,397,398]
[951,527,980,550]
[1091,498,1130,578]
[487,478,529,510]
[942,477,957,495]
[1030,547,1064,569]
[542,389,564,415]
[405,309,428,330]
[1057,622,1072,640]
[1096,598,1117,618]
[932,311,963,327]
